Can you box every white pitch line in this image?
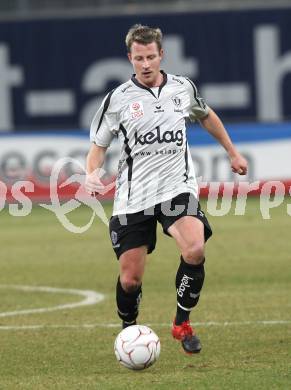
[0,285,104,318]
[0,320,290,331]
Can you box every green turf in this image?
[0,198,290,389]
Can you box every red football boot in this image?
[172,319,202,354]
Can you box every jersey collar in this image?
[131,70,168,98]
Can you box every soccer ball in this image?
[114,325,160,370]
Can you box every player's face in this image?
[128,41,164,88]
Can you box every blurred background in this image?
[1,0,291,201]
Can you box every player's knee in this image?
[182,242,205,265]
[120,276,141,293]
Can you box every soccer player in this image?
[86,24,247,354]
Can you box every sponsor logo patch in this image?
[129,101,144,119]
[177,274,194,297]
[134,126,183,146]
[154,104,164,113]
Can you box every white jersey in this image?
[90,72,209,215]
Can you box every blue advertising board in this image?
[0,8,291,131]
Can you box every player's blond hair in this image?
[125,24,163,52]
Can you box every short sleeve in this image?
[90,90,118,147]
[185,78,209,122]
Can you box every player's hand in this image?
[230,154,248,175]
[85,171,106,196]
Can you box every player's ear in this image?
[127,52,133,63]
[159,48,164,60]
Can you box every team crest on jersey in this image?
[172,96,183,113]
[172,96,181,107]
[129,101,144,119]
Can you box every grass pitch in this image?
[0,198,290,389]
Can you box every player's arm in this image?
[199,108,248,175]
[85,143,107,194]
[185,77,247,175]
[86,89,118,194]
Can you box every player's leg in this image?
[168,215,206,353]
[109,213,157,328]
[117,246,147,328]
[158,193,212,353]
[168,216,205,321]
